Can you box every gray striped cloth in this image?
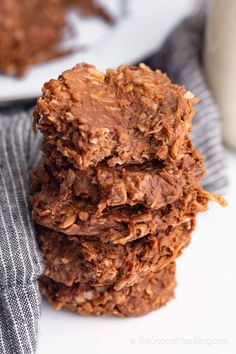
[0,112,43,354]
[0,13,228,354]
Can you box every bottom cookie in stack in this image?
[39,262,176,317]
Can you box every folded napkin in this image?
[0,13,228,354]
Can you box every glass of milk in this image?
[204,0,236,150]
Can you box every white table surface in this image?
[38,149,236,354]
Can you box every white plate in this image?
[0,0,195,103]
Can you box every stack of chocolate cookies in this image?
[30,63,214,316]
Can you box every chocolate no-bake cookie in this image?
[39,262,176,317]
[0,0,112,77]
[38,221,192,288]
[33,63,198,168]
[31,183,208,244]
[31,143,204,209]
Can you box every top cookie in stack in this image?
[33,63,198,168]
[31,63,221,316]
